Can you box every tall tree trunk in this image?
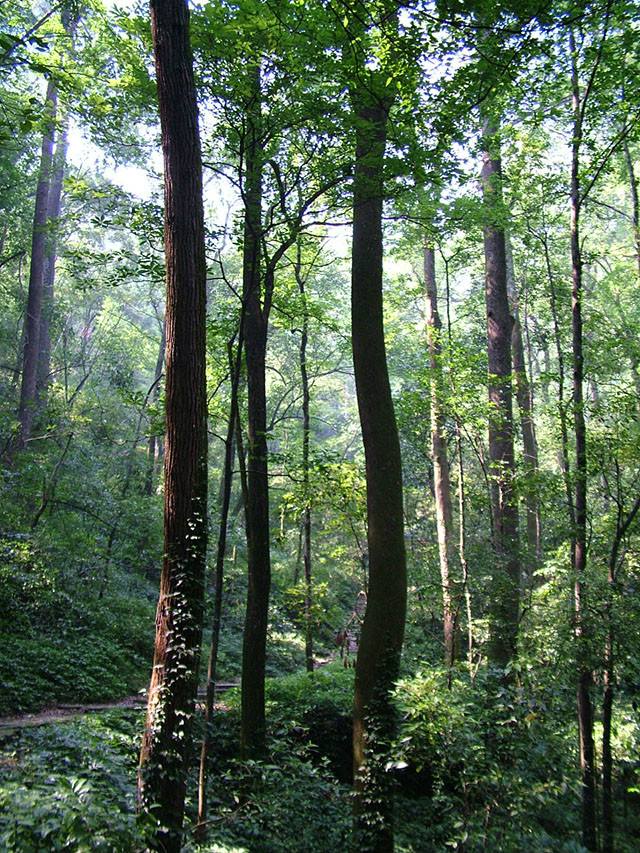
[424,238,456,668]
[505,235,540,575]
[351,57,406,853]
[197,328,244,838]
[240,62,271,759]
[18,79,57,446]
[138,3,208,852]
[569,27,598,850]
[295,242,314,673]
[480,115,520,668]
[37,110,69,401]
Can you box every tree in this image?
[480,114,520,668]
[18,77,57,446]
[349,7,407,851]
[137,1,208,851]
[424,236,457,668]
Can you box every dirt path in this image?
[0,695,144,739]
[0,683,240,740]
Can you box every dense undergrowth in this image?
[2,662,639,852]
[0,535,156,715]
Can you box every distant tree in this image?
[137,0,208,851]
[424,236,456,668]
[480,113,520,669]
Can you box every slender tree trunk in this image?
[480,115,520,668]
[424,238,456,667]
[145,317,166,496]
[240,62,271,759]
[197,328,244,838]
[351,55,406,853]
[18,79,57,446]
[443,250,474,674]
[138,4,208,852]
[295,243,314,673]
[570,27,597,851]
[602,489,640,853]
[505,235,540,574]
[623,137,640,284]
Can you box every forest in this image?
[1,0,640,851]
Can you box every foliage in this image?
[0,710,145,853]
[0,535,155,714]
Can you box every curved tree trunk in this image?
[351,58,406,853]
[138,2,208,852]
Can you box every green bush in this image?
[0,535,155,714]
[0,710,145,853]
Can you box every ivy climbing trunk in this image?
[138,2,208,852]
[351,46,407,853]
[424,239,456,668]
[480,115,520,668]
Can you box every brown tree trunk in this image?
[424,238,456,668]
[37,111,69,401]
[137,3,208,852]
[480,115,520,669]
[240,62,271,759]
[18,79,57,446]
[351,60,406,853]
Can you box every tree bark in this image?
[351,63,406,853]
[18,79,57,446]
[480,115,520,669]
[138,3,208,852]
[424,238,456,668]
